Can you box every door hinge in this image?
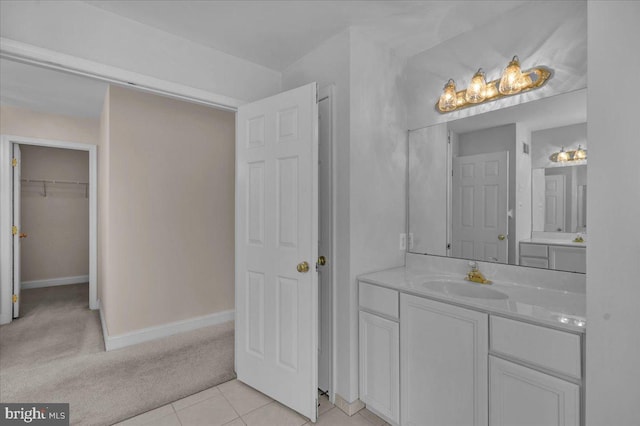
[12,226,18,236]
[12,158,18,167]
[12,294,18,303]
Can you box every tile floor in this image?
[115,379,389,426]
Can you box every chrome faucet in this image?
[465,261,492,284]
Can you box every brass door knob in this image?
[317,256,326,266]
[297,261,310,273]
[19,233,28,239]
[498,234,506,241]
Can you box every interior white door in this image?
[236,82,319,421]
[544,175,566,232]
[12,144,21,318]
[452,151,509,263]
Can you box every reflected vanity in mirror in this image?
[409,89,587,273]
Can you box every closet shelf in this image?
[21,179,89,198]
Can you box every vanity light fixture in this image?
[465,69,487,103]
[550,145,588,162]
[436,55,552,113]
[499,56,524,95]
[438,79,458,112]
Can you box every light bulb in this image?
[557,147,569,162]
[438,79,458,112]
[499,56,523,95]
[574,145,586,160]
[465,69,487,103]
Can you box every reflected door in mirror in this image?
[452,151,509,263]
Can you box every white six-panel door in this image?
[12,144,21,318]
[236,83,319,421]
[452,151,509,263]
[544,174,566,232]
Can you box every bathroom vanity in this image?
[520,240,586,273]
[357,265,585,426]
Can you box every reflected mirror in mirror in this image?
[409,89,587,273]
[532,165,587,233]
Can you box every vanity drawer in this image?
[359,282,399,319]
[519,256,549,269]
[519,243,548,258]
[490,316,581,379]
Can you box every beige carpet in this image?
[0,284,235,425]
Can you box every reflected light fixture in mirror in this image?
[550,145,588,162]
[574,145,587,160]
[556,147,570,162]
[436,55,553,113]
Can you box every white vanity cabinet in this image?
[520,242,586,273]
[489,356,580,426]
[358,278,584,426]
[358,283,400,425]
[489,316,582,426]
[400,294,488,426]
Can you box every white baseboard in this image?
[334,393,365,416]
[99,304,234,352]
[21,275,89,290]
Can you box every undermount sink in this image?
[421,280,509,300]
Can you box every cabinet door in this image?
[549,246,586,273]
[489,356,580,426]
[359,311,400,424]
[401,294,488,426]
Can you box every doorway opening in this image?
[14,144,90,318]
[0,136,98,325]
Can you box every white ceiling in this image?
[86,0,527,71]
[0,59,108,118]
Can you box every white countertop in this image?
[521,238,587,247]
[358,267,586,333]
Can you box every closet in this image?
[19,145,90,294]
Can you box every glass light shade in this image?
[465,69,487,103]
[557,147,569,162]
[519,72,533,89]
[439,79,458,112]
[499,56,523,95]
[574,145,587,160]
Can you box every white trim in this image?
[334,393,365,416]
[102,309,235,352]
[0,135,98,324]
[21,275,90,290]
[0,38,241,112]
[98,299,109,350]
[0,138,12,324]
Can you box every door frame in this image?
[0,44,338,404]
[318,84,335,401]
[0,135,98,324]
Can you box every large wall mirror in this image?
[408,89,587,273]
